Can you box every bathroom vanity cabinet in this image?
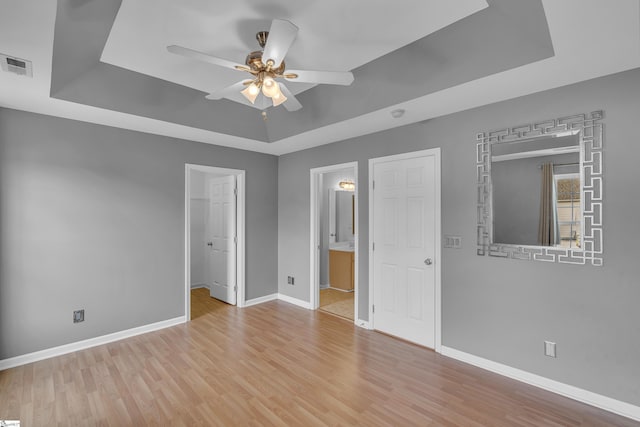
[329,249,354,291]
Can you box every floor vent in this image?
[0,53,33,77]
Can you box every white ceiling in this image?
[101,0,486,98]
[0,0,639,156]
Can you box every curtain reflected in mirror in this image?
[537,163,557,246]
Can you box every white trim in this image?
[492,146,579,162]
[368,148,442,352]
[185,164,247,321]
[277,293,313,310]
[185,166,191,320]
[235,172,246,307]
[309,161,359,320]
[368,158,375,328]
[190,283,210,290]
[355,319,372,329]
[243,293,278,307]
[0,316,185,371]
[434,149,442,352]
[441,346,640,422]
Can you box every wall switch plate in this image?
[444,235,462,249]
[73,309,85,323]
[287,276,294,285]
[544,341,556,358]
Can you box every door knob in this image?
[424,258,433,265]
[207,242,213,247]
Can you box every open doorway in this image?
[310,162,359,322]
[185,164,246,320]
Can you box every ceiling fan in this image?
[167,19,354,112]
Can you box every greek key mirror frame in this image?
[476,111,604,266]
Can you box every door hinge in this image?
[234,285,237,292]
[372,180,375,190]
[372,305,375,313]
[234,236,237,244]
[372,242,375,251]
[234,187,238,196]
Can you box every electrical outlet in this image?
[73,309,85,323]
[544,340,556,358]
[287,276,295,285]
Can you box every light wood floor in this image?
[1,293,637,426]
[319,288,354,321]
[191,287,228,320]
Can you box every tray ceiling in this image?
[0,0,639,155]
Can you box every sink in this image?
[330,242,355,252]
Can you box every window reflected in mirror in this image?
[556,174,581,249]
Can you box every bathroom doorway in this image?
[310,162,359,322]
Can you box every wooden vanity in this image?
[329,249,354,291]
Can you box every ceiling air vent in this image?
[0,53,33,77]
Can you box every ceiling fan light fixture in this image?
[167,19,354,112]
[241,83,260,104]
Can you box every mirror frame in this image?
[476,111,604,266]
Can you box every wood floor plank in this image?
[0,289,638,426]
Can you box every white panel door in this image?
[372,154,436,347]
[206,175,237,305]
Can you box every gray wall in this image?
[0,109,278,359]
[278,67,640,406]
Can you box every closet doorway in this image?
[310,162,359,322]
[185,164,246,320]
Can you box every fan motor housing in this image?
[245,50,286,74]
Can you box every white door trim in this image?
[368,148,442,352]
[185,164,246,321]
[309,161,360,323]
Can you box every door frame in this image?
[309,161,359,322]
[368,148,442,352]
[185,164,246,320]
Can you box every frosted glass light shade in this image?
[241,83,260,104]
[262,76,280,98]
[272,91,287,107]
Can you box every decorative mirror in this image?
[476,111,603,265]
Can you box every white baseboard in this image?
[355,319,371,329]
[190,283,209,290]
[441,346,640,422]
[243,293,278,307]
[0,316,185,371]
[277,293,312,309]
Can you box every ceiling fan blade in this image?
[167,45,244,71]
[284,69,354,86]
[262,19,299,68]
[205,80,252,100]
[278,83,302,112]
